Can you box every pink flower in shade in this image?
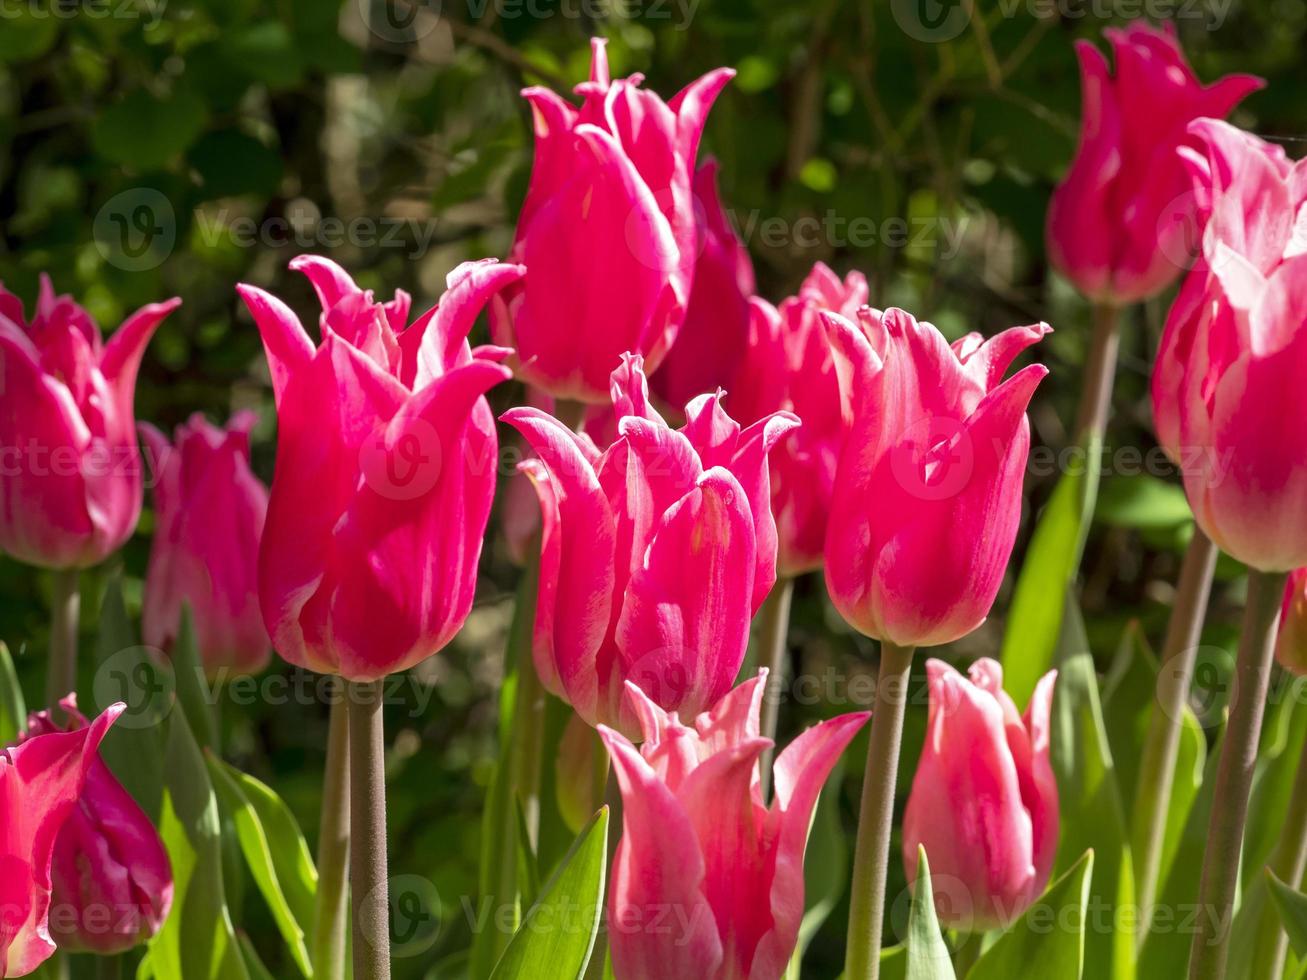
[489,37,734,403]
[236,255,523,680]
[502,355,797,736]
[0,701,123,976]
[21,697,171,955]
[903,659,1058,931]
[0,277,179,570]
[140,412,271,677]
[1151,120,1307,572]
[650,159,755,409]
[599,672,869,980]
[1276,568,1307,677]
[1046,22,1262,305]
[822,309,1048,647]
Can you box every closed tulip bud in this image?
[503,354,797,735]
[141,412,270,677]
[237,255,522,679]
[823,309,1048,647]
[0,700,123,976]
[1276,569,1307,676]
[0,276,179,569]
[489,38,734,402]
[903,659,1058,931]
[1046,23,1261,305]
[599,672,868,980]
[22,697,171,955]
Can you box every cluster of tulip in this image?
[0,21,1304,980]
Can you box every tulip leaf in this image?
[967,849,1094,980]
[1095,473,1193,530]
[173,605,218,752]
[239,932,279,980]
[0,642,25,744]
[489,805,609,980]
[1268,869,1307,958]
[906,848,957,980]
[880,945,908,980]
[208,755,317,978]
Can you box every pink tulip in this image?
[140,412,271,677]
[0,700,122,976]
[1276,569,1307,676]
[1046,23,1261,305]
[489,38,734,402]
[237,255,522,679]
[1151,120,1307,572]
[599,672,868,980]
[0,277,179,569]
[503,354,796,735]
[903,659,1058,931]
[22,697,171,955]
[650,159,755,409]
[822,308,1048,647]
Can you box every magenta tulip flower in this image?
[503,354,796,735]
[599,672,868,980]
[1046,23,1261,305]
[0,277,179,569]
[1276,568,1307,677]
[0,701,122,977]
[822,308,1048,647]
[22,697,171,955]
[140,412,270,677]
[237,255,522,679]
[489,38,734,402]
[903,659,1058,931]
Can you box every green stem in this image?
[1133,528,1218,943]
[1075,303,1122,443]
[508,561,544,849]
[1252,741,1307,980]
[347,680,390,980]
[46,568,80,720]
[96,953,124,980]
[757,576,795,799]
[1187,569,1288,980]
[311,696,351,980]
[845,640,916,980]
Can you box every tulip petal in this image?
[236,284,317,409]
[406,259,525,389]
[289,254,361,313]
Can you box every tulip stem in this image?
[1252,740,1307,980]
[1187,568,1288,980]
[509,560,545,848]
[347,680,391,980]
[758,576,795,799]
[312,695,351,980]
[1074,302,1121,443]
[845,639,916,980]
[1132,528,1218,943]
[46,568,80,721]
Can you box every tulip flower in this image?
[0,276,179,569]
[822,308,1049,647]
[237,254,523,679]
[599,671,868,980]
[489,38,734,402]
[1275,569,1307,677]
[1046,23,1262,305]
[650,159,755,409]
[22,697,171,955]
[0,700,122,977]
[503,354,797,735]
[141,412,270,677]
[903,659,1059,931]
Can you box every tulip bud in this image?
[823,308,1048,647]
[141,412,271,677]
[21,697,172,955]
[903,659,1058,931]
[1275,569,1307,676]
[489,38,734,402]
[238,255,522,679]
[0,276,179,569]
[1046,23,1261,305]
[599,672,868,980]
[0,700,123,975]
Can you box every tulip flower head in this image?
[823,308,1049,647]
[903,659,1058,931]
[237,255,523,680]
[1276,568,1307,676]
[1046,22,1262,305]
[503,354,797,735]
[0,277,179,569]
[0,700,123,976]
[599,671,869,980]
[21,697,172,955]
[490,38,735,402]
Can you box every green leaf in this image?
[238,933,278,980]
[0,10,59,63]
[1268,869,1307,957]
[92,89,209,171]
[188,129,283,201]
[0,642,26,744]
[906,848,957,980]
[173,606,217,752]
[968,850,1094,980]
[490,806,609,980]
[1095,474,1193,530]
